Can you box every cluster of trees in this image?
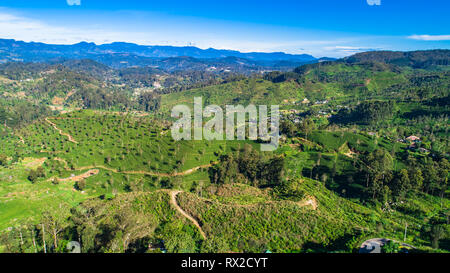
[75,87,133,110]
[383,73,449,102]
[157,72,247,95]
[0,62,163,113]
[0,205,70,253]
[360,149,449,202]
[138,92,161,112]
[332,100,395,125]
[75,179,87,191]
[0,60,250,115]
[0,100,52,128]
[116,66,162,88]
[67,192,198,253]
[263,71,301,83]
[0,154,7,166]
[264,60,393,84]
[280,118,316,139]
[344,49,450,69]
[404,155,449,197]
[209,144,285,188]
[27,167,45,183]
[381,240,401,253]
[0,62,48,80]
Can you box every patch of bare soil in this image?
[23,157,47,168]
[170,191,207,239]
[297,196,318,210]
[57,169,99,182]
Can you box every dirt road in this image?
[45,118,78,144]
[170,190,207,240]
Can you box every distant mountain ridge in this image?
[0,39,318,64]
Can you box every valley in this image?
[0,49,448,254]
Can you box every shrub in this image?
[75,179,87,191]
[0,154,7,166]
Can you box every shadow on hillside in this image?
[302,165,367,200]
[302,233,359,253]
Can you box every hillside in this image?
[161,78,301,111]
[0,49,448,254]
[0,60,245,126]
[343,50,450,69]
[162,57,449,116]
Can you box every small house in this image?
[406,136,421,142]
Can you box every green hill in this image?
[161,78,301,112]
[0,50,448,253]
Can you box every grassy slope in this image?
[0,158,86,230]
[0,110,254,229]
[161,78,301,112]
[175,179,446,252]
[160,63,411,113]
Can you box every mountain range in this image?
[0,39,330,72]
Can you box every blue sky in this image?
[0,0,449,57]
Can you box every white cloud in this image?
[408,34,450,41]
[367,0,381,6]
[0,10,154,45]
[67,0,81,6]
[322,46,379,56]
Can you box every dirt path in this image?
[50,117,81,120]
[52,157,213,177]
[47,162,208,183]
[54,155,317,210]
[45,118,78,144]
[65,90,75,101]
[22,157,48,168]
[343,150,356,158]
[56,169,99,182]
[79,163,213,177]
[170,191,207,240]
[165,191,316,241]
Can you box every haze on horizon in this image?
[0,0,449,58]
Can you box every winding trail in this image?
[53,156,318,211]
[53,157,213,177]
[170,190,207,240]
[76,163,213,177]
[45,118,78,144]
[166,190,316,241]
